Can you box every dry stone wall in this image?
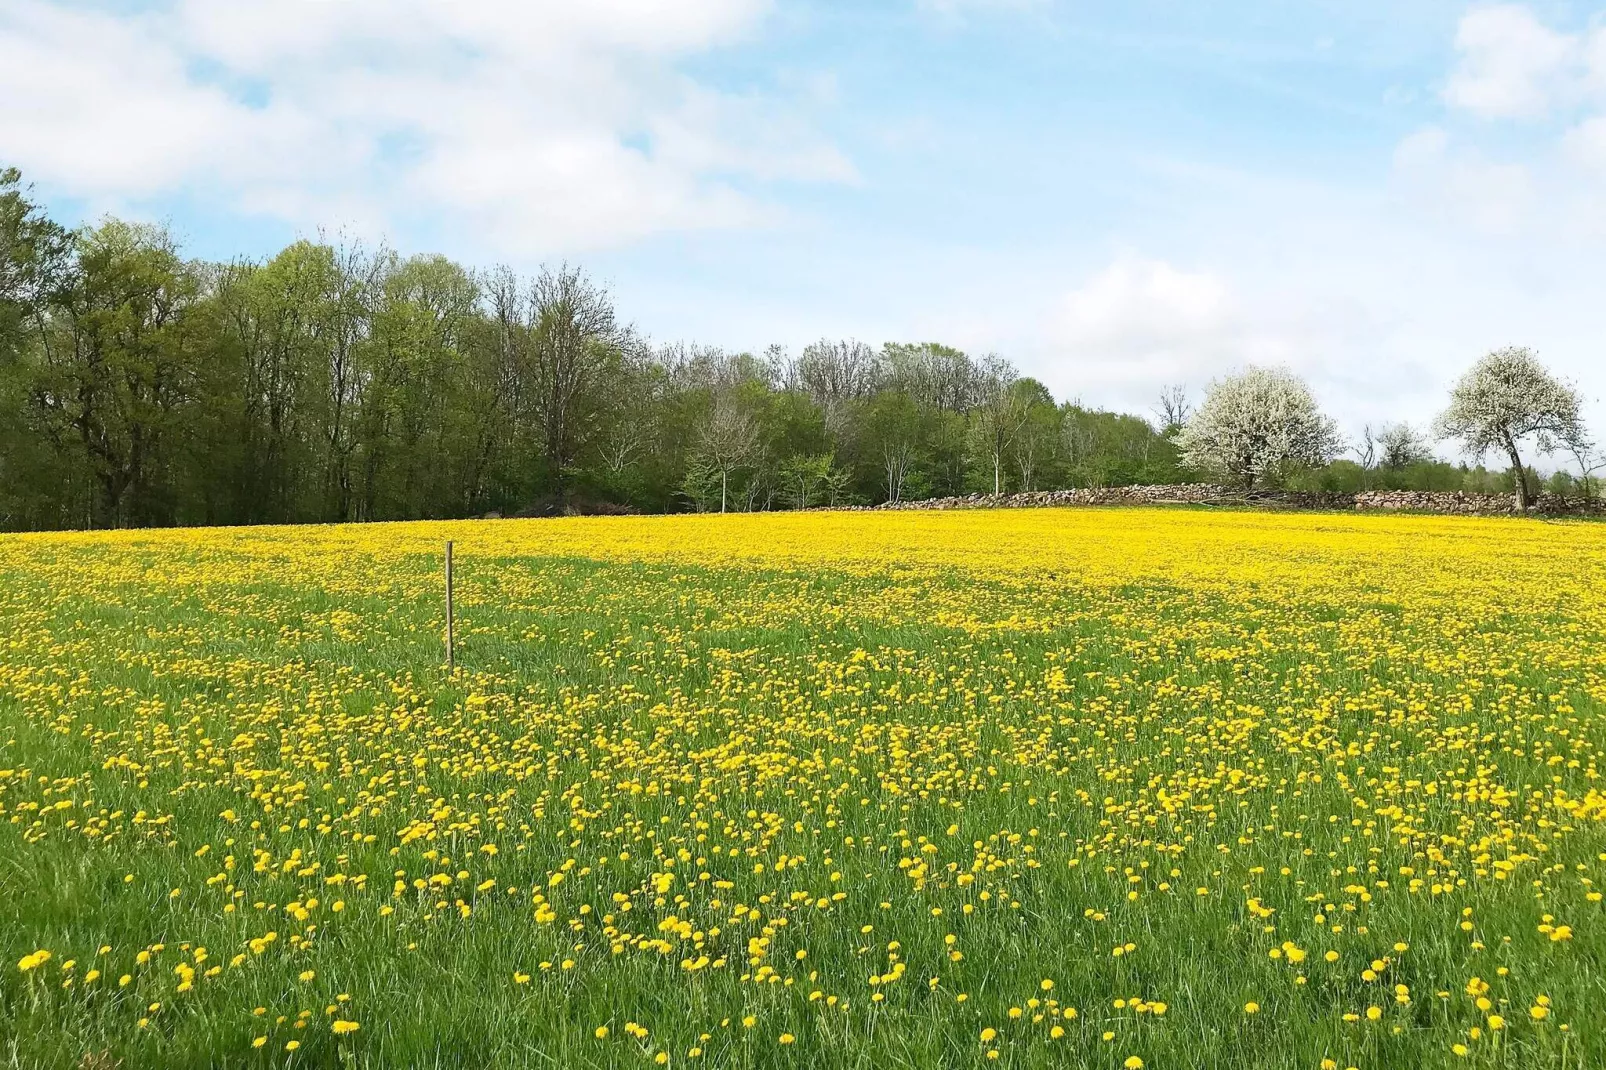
[857,484,1605,517]
[1352,490,1606,516]
[870,484,1230,510]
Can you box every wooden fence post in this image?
[444,540,455,670]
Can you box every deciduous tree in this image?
[1175,367,1341,490]
[1434,347,1584,510]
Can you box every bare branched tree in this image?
[1565,429,1603,501]
[968,356,1024,495]
[1354,424,1377,470]
[791,339,878,434]
[880,342,982,413]
[529,264,628,497]
[696,392,760,513]
[1155,384,1191,431]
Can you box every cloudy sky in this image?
[3,0,1604,444]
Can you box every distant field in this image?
[2,509,1604,1069]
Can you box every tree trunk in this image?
[1503,434,1529,510]
[720,470,728,514]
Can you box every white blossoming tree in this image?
[1174,366,1341,489]
[1433,347,1585,510]
[1375,423,1432,469]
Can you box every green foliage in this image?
[0,179,1203,530]
[777,453,835,510]
[7,166,1586,531]
[1060,406,1182,488]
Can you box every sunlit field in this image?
[2,508,1605,1069]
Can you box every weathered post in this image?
[444,540,455,670]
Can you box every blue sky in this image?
[3,0,1604,449]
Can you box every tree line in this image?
[0,167,1597,530]
[0,168,1188,530]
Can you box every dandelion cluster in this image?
[0,508,1603,1067]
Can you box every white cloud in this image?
[1444,4,1581,118]
[0,0,851,253]
[1392,126,1534,234]
[1046,256,1326,398]
[0,4,321,197]
[1563,114,1606,172]
[1410,7,1606,240]
[1035,252,1416,427]
[1052,257,1238,384]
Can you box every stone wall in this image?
[857,484,1606,517]
[1352,490,1606,516]
[870,484,1230,510]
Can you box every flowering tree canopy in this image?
[1433,347,1585,509]
[1175,366,1341,489]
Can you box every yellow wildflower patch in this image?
[0,508,1603,1066]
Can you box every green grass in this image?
[1,512,1604,1069]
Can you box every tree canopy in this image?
[1433,347,1585,509]
[0,186,1195,529]
[0,167,1597,529]
[1173,366,1342,489]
